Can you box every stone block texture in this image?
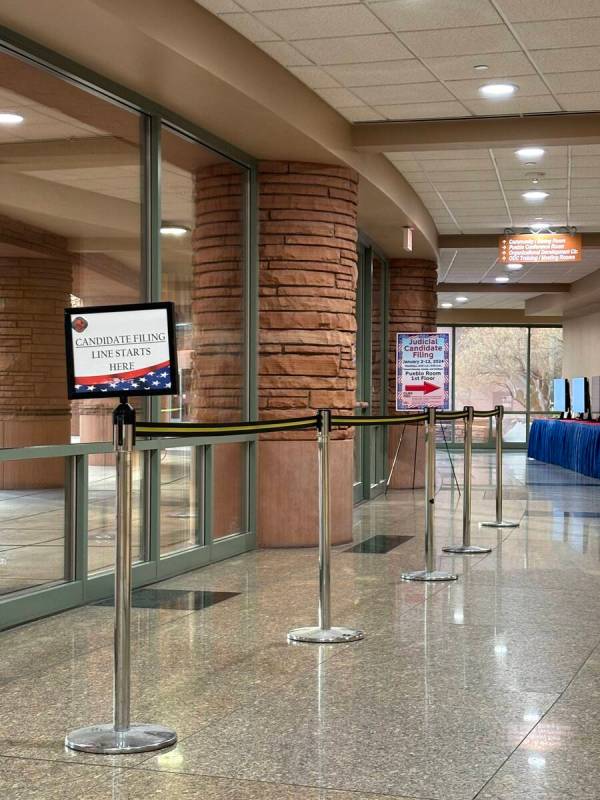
[259,161,358,441]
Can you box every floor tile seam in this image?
[127,762,439,799]
[471,631,600,799]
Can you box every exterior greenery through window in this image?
[440,325,562,448]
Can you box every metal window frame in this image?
[0,26,259,629]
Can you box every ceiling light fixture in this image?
[474,64,489,71]
[495,276,510,283]
[478,82,518,98]
[440,302,453,308]
[160,224,190,237]
[455,296,469,303]
[506,263,523,271]
[523,190,549,201]
[0,112,24,125]
[516,147,545,160]
[530,223,547,232]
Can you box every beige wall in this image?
[563,309,600,378]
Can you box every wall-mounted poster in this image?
[64,302,178,400]
[396,331,451,411]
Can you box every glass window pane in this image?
[0,458,67,595]
[0,49,144,449]
[530,328,563,412]
[160,446,201,555]
[455,327,528,412]
[88,452,143,575]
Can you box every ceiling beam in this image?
[352,112,600,153]
[438,283,570,293]
[439,233,600,249]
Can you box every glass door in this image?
[354,244,389,503]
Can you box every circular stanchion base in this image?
[65,723,177,754]
[401,570,458,582]
[287,626,364,644]
[480,520,519,529]
[442,544,492,554]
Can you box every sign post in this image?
[64,302,179,754]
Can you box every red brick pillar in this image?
[0,256,72,488]
[258,161,358,546]
[387,258,437,489]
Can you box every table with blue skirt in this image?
[528,418,600,479]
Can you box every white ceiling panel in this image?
[325,59,435,87]
[353,82,455,105]
[463,96,561,115]
[398,25,520,57]
[557,92,600,112]
[496,0,600,22]
[546,71,600,94]
[254,6,387,39]
[422,51,535,81]
[445,74,550,100]
[515,18,600,50]
[337,106,385,121]
[533,46,600,73]
[292,33,412,64]
[373,101,470,119]
[256,40,311,65]
[370,0,501,31]
[218,11,280,39]
[288,65,340,87]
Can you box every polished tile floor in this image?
[2,451,600,799]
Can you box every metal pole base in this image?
[287,626,364,644]
[480,520,520,528]
[401,570,458,582]
[65,723,177,754]
[442,544,492,555]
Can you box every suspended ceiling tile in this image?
[498,0,600,20]
[238,0,353,9]
[353,82,455,105]
[422,51,535,81]
[288,66,340,88]
[370,0,501,31]
[463,95,561,115]
[194,0,242,11]
[446,74,550,100]
[556,92,600,111]
[533,46,600,72]
[416,159,495,172]
[374,101,471,119]
[256,41,311,65]
[217,12,281,39]
[546,71,600,94]
[398,25,520,58]
[337,106,385,121]
[515,18,600,49]
[254,5,387,39]
[325,59,435,87]
[292,33,412,64]
[572,144,600,155]
[314,86,362,105]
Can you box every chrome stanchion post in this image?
[443,406,491,555]
[288,409,364,644]
[481,405,519,529]
[66,396,177,754]
[402,407,457,582]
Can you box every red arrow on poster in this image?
[405,381,440,394]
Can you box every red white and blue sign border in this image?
[395,331,451,411]
[64,301,179,400]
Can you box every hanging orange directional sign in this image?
[499,233,582,264]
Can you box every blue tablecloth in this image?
[528,418,600,479]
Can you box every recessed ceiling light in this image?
[506,263,523,271]
[495,276,510,283]
[478,82,518,98]
[0,112,24,125]
[474,64,489,71]
[516,147,545,160]
[160,224,190,236]
[455,296,469,303]
[522,190,549,201]
[440,302,453,308]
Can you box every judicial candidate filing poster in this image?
[396,331,451,411]
[65,302,178,399]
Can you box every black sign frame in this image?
[64,301,179,400]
